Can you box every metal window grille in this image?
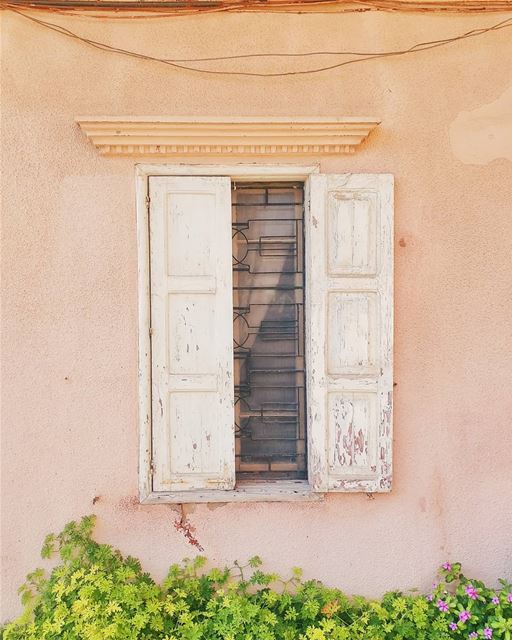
[232,182,306,480]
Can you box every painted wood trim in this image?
[138,164,392,501]
[149,176,235,492]
[305,174,394,493]
[137,163,321,503]
[137,172,153,502]
[136,163,320,179]
[142,481,324,504]
[76,117,380,157]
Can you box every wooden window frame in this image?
[137,163,393,504]
[138,164,320,503]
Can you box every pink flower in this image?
[469,633,478,639]
[491,596,499,605]
[465,585,478,600]
[459,610,471,623]
[437,599,449,613]
[507,593,512,603]
[484,628,493,639]
[449,622,458,631]
[426,594,434,602]
[443,563,453,571]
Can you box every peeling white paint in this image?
[306,174,394,493]
[149,176,235,493]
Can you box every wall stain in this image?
[432,469,449,557]
[174,504,204,551]
[450,85,512,165]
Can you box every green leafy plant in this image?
[427,562,512,640]
[1,517,510,640]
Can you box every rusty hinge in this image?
[145,195,151,211]
[150,459,155,476]
[149,326,154,337]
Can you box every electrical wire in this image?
[165,20,512,60]
[3,5,512,76]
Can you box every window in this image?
[138,166,393,502]
[232,183,306,481]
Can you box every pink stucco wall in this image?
[1,7,512,622]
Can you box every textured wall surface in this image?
[1,7,512,621]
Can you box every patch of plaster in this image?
[207,501,227,511]
[450,85,512,165]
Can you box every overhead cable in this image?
[4,6,512,76]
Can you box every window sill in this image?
[141,481,324,504]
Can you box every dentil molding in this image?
[75,117,381,156]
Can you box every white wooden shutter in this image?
[306,174,393,492]
[149,176,234,492]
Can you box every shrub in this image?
[1,516,510,640]
[428,563,512,640]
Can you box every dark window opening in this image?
[232,182,306,481]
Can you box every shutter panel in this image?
[306,174,393,492]
[149,176,234,492]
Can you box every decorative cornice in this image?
[75,117,381,156]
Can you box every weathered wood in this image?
[306,174,394,492]
[149,176,235,492]
[137,174,153,501]
[138,166,392,502]
[141,481,324,504]
[137,164,320,503]
[136,163,320,180]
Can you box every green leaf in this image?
[292,567,303,579]
[248,556,263,568]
